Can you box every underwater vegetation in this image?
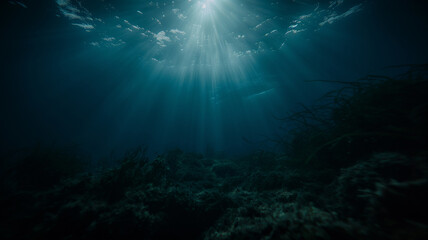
[1,65,427,239]
[278,64,428,168]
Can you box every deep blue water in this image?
[1,0,427,159]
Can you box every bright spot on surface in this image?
[200,0,214,11]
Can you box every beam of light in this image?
[134,0,270,152]
[152,0,259,84]
[52,0,365,153]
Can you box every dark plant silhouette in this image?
[279,64,428,167]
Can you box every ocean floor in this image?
[1,65,427,239]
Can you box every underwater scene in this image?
[1,0,427,239]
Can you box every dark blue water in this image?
[1,0,427,159]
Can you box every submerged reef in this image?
[1,65,427,239]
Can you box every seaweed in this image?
[279,64,428,167]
